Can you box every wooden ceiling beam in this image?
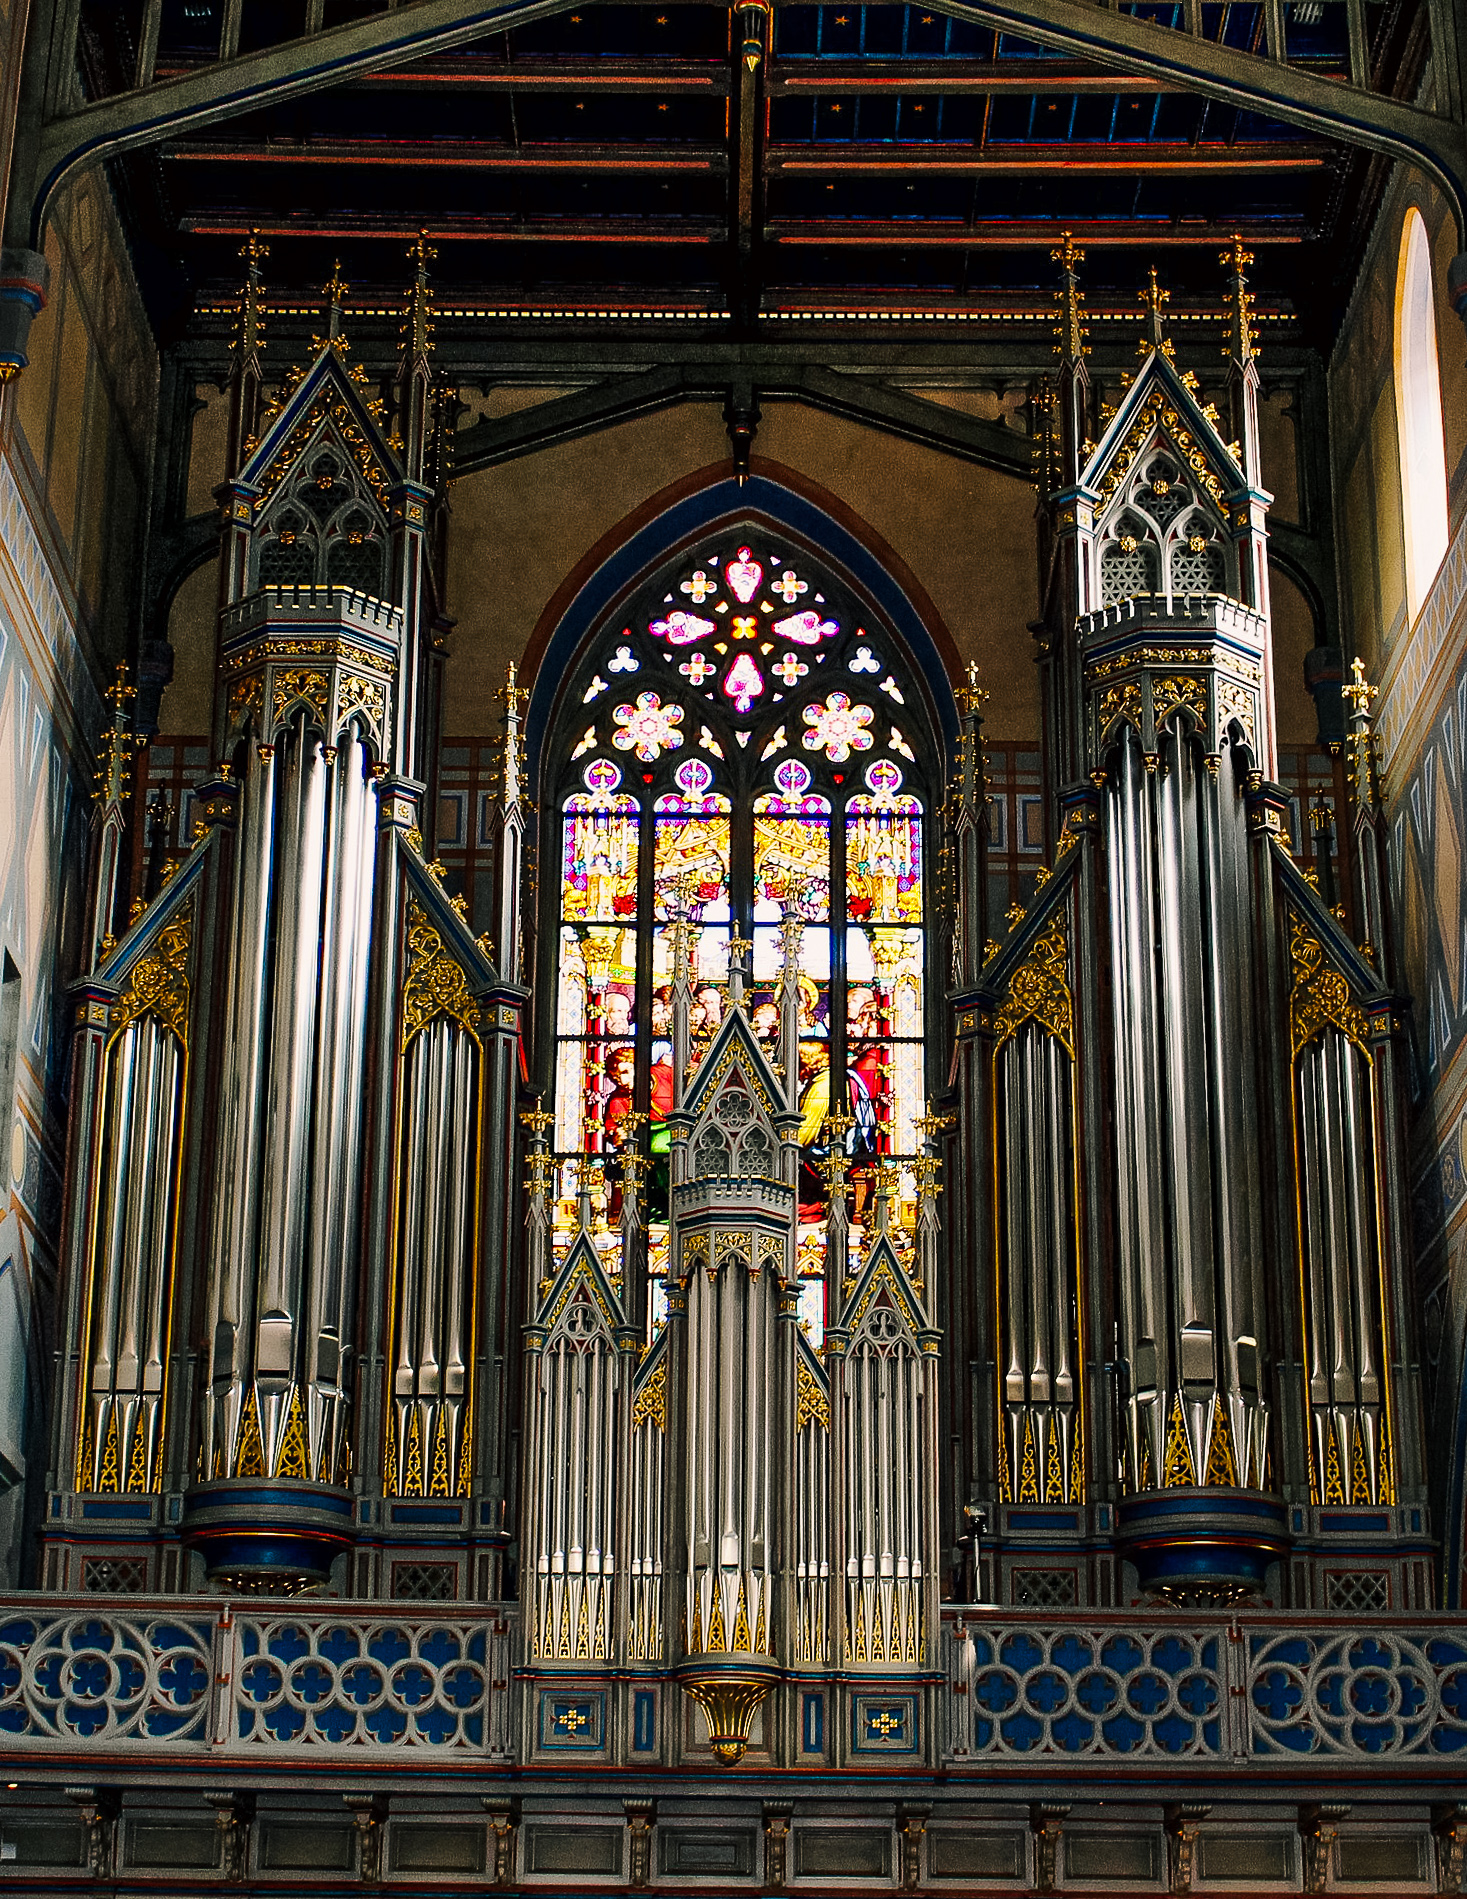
[162,139,727,171]
[767,140,1332,172]
[766,217,1309,245]
[179,215,723,240]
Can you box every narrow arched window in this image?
[541,526,940,1327]
[1395,208,1450,618]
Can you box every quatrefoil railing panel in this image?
[0,1614,214,1743]
[944,1621,1224,1759]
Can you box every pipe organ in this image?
[44,236,1428,1774]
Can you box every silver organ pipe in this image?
[201,713,378,1488]
[1104,726,1269,1495]
[77,912,192,1494]
[529,1282,622,1660]
[390,987,482,1497]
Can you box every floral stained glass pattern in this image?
[803,692,874,763]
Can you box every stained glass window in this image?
[544,532,938,1335]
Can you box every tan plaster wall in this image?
[442,397,1043,742]
[2,169,157,668]
[162,563,218,734]
[1271,563,1318,748]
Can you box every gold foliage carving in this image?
[1162,1393,1197,1487]
[631,1363,667,1433]
[277,1386,310,1480]
[795,1360,830,1434]
[1098,390,1228,512]
[1288,913,1369,1056]
[1153,674,1207,729]
[226,636,393,676]
[1216,677,1256,745]
[402,900,479,1047]
[235,1389,266,1478]
[228,675,264,724]
[994,911,1073,1056]
[272,668,330,728]
[1097,680,1142,737]
[110,906,193,1048]
[336,672,388,737]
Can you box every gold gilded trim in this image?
[631,1363,667,1433]
[795,1359,830,1433]
[272,668,330,729]
[994,910,1073,1056]
[402,900,479,1047]
[1288,912,1369,1056]
[110,906,193,1048]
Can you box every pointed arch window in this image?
[1395,207,1450,619]
[543,529,939,1317]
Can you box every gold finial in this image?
[1220,232,1258,364]
[323,261,349,348]
[1138,265,1174,362]
[1343,656,1376,718]
[502,658,528,716]
[94,663,137,806]
[1051,230,1088,365]
[404,230,436,362]
[956,658,989,719]
[235,230,268,362]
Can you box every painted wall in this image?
[0,158,157,1581]
[1347,158,1467,1601]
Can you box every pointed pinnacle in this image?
[1138,264,1173,361]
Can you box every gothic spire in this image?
[1221,233,1263,490]
[1052,229,1087,369]
[227,230,268,467]
[1137,265,1174,362]
[397,232,437,483]
[1050,230,1091,490]
[323,260,349,350]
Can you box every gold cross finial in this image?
[1051,229,1084,273]
[1343,656,1376,717]
[105,661,136,714]
[956,659,988,719]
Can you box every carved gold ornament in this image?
[401,900,479,1047]
[228,675,264,723]
[631,1363,667,1433]
[1153,674,1208,729]
[796,1360,831,1433]
[994,910,1073,1055]
[272,668,330,728]
[1098,679,1142,738]
[110,906,193,1047]
[1289,913,1369,1056]
[335,672,388,738]
[1216,677,1256,746]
